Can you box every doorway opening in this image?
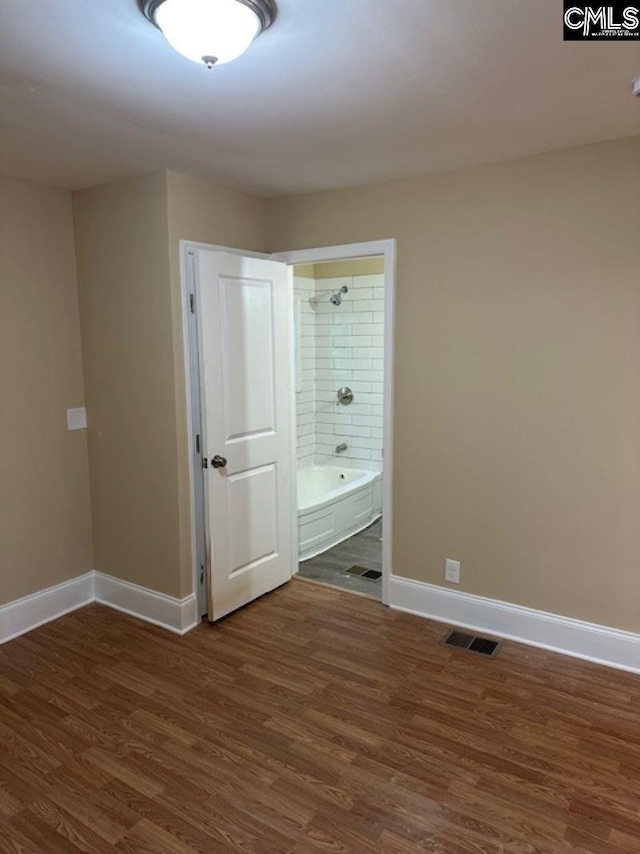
[182,239,395,622]
[292,258,385,600]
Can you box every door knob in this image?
[212,455,228,469]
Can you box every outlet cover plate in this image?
[445,558,461,584]
[67,407,87,431]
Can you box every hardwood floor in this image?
[2,580,640,853]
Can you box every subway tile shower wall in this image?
[295,275,317,466]
[294,274,384,470]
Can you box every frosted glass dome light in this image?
[139,0,276,68]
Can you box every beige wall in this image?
[11,136,638,636]
[268,137,640,634]
[166,171,268,596]
[295,258,385,279]
[71,170,268,601]
[0,176,93,604]
[73,172,182,597]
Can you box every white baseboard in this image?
[1,571,199,644]
[1,572,95,644]
[390,575,640,675]
[94,572,198,636]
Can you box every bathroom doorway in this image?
[182,239,395,619]
[290,258,386,599]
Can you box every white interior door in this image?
[196,250,294,620]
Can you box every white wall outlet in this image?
[445,558,461,584]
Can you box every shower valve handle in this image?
[337,387,354,406]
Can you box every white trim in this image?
[273,240,396,607]
[272,240,392,266]
[94,572,198,636]
[390,576,640,675]
[1,572,95,644]
[181,244,208,618]
[1,571,199,644]
[286,264,300,574]
[180,240,272,260]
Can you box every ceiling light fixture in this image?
[138,0,276,68]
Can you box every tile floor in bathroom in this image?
[297,518,382,599]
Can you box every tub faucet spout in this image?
[335,443,348,454]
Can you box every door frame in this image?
[273,240,396,607]
[181,238,395,615]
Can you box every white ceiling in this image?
[1,0,638,195]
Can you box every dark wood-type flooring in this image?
[298,519,382,598]
[2,580,640,853]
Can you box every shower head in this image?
[329,285,349,306]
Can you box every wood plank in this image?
[2,581,640,852]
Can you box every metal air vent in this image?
[441,629,502,658]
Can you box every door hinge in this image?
[199,566,205,586]
[189,293,195,314]
[196,433,201,455]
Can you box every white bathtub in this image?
[297,465,382,561]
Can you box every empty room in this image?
[1,1,640,851]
